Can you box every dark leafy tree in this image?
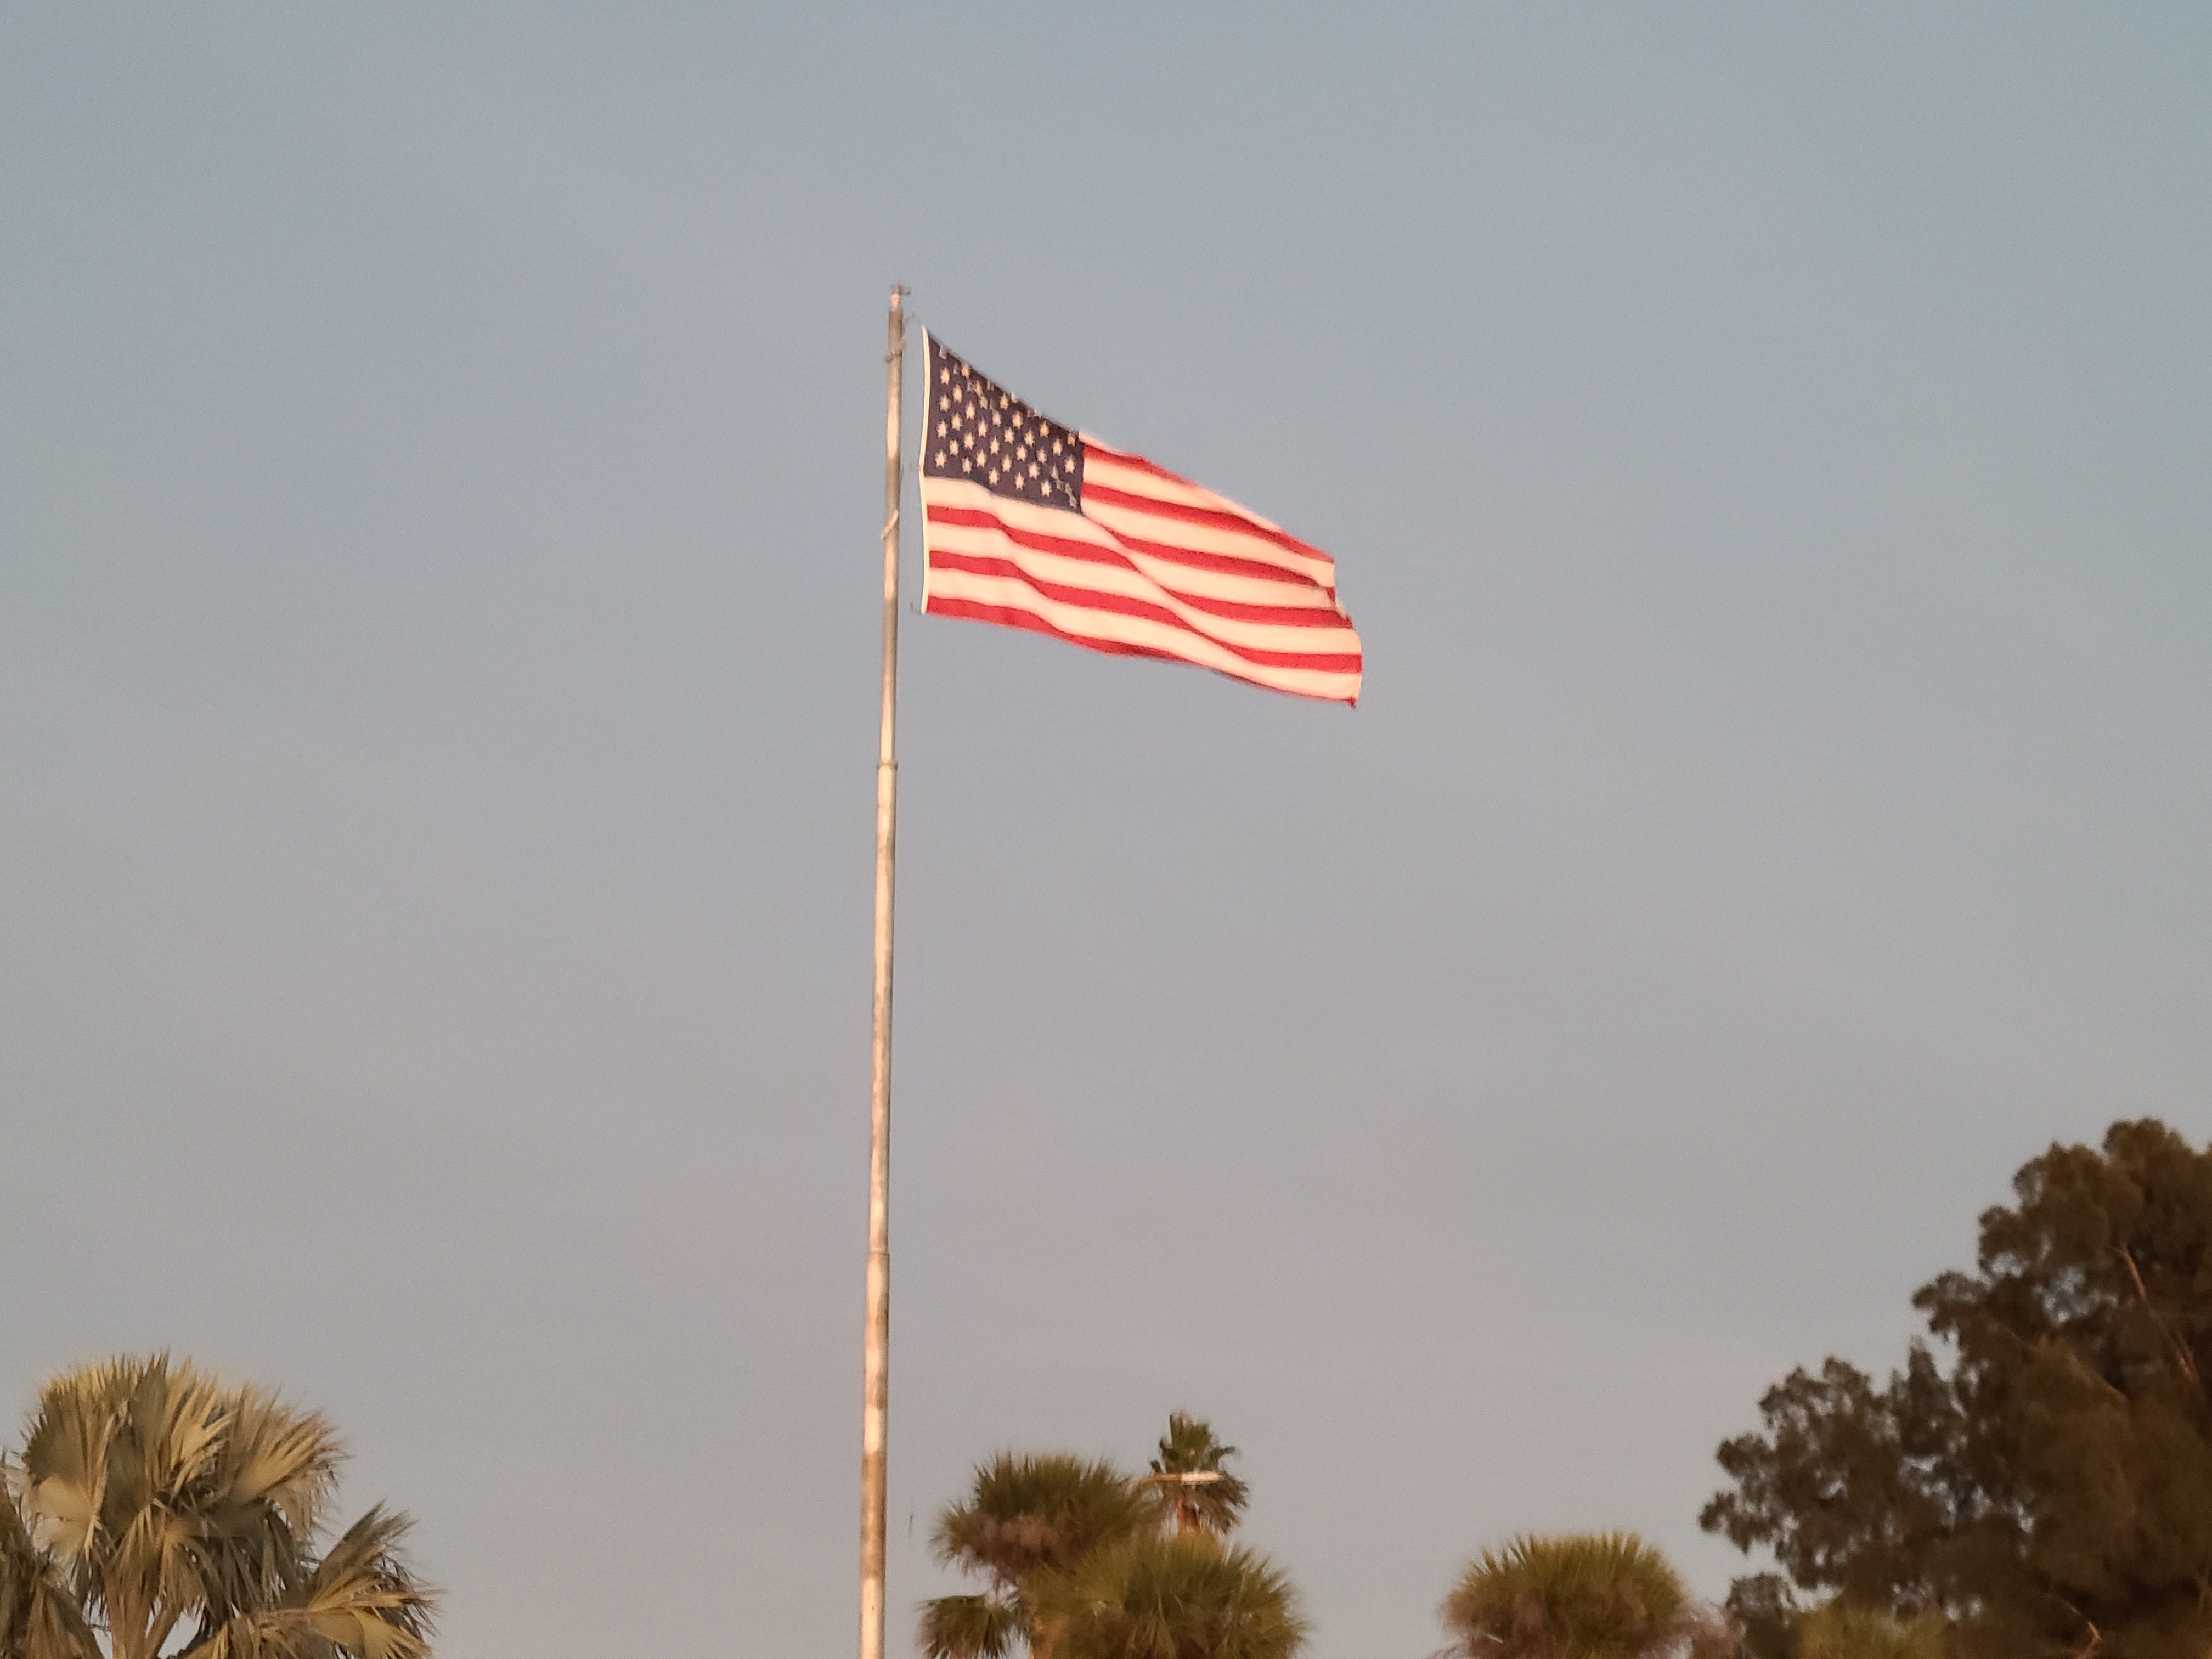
[1702,1349,1965,1624]
[1702,1120,2212,1659]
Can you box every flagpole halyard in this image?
[859,285,906,1659]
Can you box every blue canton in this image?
[922,337,1084,512]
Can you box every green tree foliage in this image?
[1702,1120,2212,1659]
[0,1355,435,1659]
[1037,1532,1304,1659]
[922,1454,1154,1659]
[920,1419,1303,1659]
[1145,1414,1249,1538]
[1439,1532,1733,1659]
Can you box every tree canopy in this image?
[1438,1532,1731,1659]
[1702,1120,2212,1659]
[920,1416,1301,1659]
[1144,1414,1249,1539]
[0,1355,435,1659]
[1037,1532,1304,1659]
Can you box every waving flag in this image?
[917,336,1362,704]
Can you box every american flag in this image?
[918,336,1363,704]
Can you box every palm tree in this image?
[1143,1415,1249,1539]
[919,1453,1153,1659]
[0,1355,435,1659]
[1795,1600,1948,1659]
[1441,1532,1731,1659]
[1036,1531,1306,1659]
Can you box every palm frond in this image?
[919,1593,1020,1659]
[932,1454,1151,1589]
[183,1506,433,1659]
[217,1389,341,1538]
[123,1355,228,1501]
[294,1506,435,1659]
[0,1480,102,1659]
[1039,1531,1306,1659]
[1441,1532,1695,1659]
[1146,1414,1249,1538]
[1150,1414,1238,1474]
[10,1358,436,1659]
[19,1359,134,1565]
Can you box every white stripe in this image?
[923,477,1342,614]
[1081,445,1338,588]
[926,568,1362,701]
[1077,495,1341,594]
[926,521,1362,657]
[923,478,1360,652]
[921,473,1118,547]
[919,466,1363,703]
[1081,443,1295,536]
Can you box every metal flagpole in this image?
[860,285,906,1659]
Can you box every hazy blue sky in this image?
[5,5,2208,1656]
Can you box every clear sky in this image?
[4,5,2208,1656]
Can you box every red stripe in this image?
[927,501,1328,595]
[927,551,1362,674]
[1097,523,1335,593]
[1143,588,1351,628]
[1081,480,1330,566]
[1086,446,1284,518]
[926,501,1349,629]
[926,504,1126,570]
[1079,451,1332,565]
[922,596,1358,704]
